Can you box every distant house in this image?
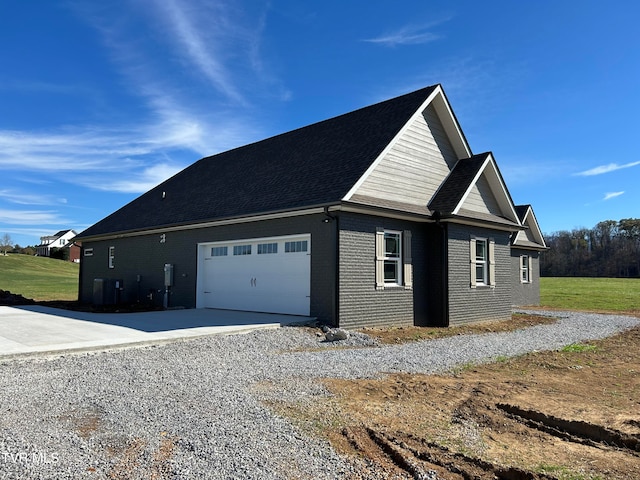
[36,230,80,262]
[76,84,546,328]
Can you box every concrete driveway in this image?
[0,305,312,358]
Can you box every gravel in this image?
[0,310,637,479]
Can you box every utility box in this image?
[92,278,124,306]
[164,264,174,287]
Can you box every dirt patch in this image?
[359,313,557,345]
[270,324,640,479]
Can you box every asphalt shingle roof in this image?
[428,153,488,215]
[79,85,438,239]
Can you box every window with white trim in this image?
[108,246,115,269]
[470,237,495,287]
[375,228,412,290]
[520,255,532,283]
[84,248,94,257]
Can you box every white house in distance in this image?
[36,230,78,258]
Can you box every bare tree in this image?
[0,233,13,256]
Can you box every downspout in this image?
[434,211,449,327]
[324,206,339,327]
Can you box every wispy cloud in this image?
[150,0,247,104]
[0,209,72,226]
[604,191,624,200]
[363,18,452,47]
[0,190,67,206]
[575,161,640,176]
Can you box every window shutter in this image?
[488,238,496,287]
[527,255,533,283]
[519,255,525,283]
[403,230,412,290]
[470,237,477,288]
[375,228,385,290]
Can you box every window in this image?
[233,244,252,256]
[258,242,278,254]
[383,231,401,284]
[84,248,94,257]
[520,255,531,283]
[375,228,412,290]
[470,237,495,287]
[285,240,308,253]
[108,246,115,269]
[475,239,488,285]
[211,246,228,257]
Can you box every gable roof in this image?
[78,85,446,240]
[512,205,547,249]
[428,152,521,228]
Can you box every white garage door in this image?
[197,234,311,316]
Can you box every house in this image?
[75,84,545,328]
[36,230,80,262]
[511,205,547,306]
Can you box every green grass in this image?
[541,277,640,312]
[0,253,79,301]
[560,343,597,353]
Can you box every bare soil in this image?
[269,316,640,480]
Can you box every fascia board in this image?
[431,89,472,159]
[524,207,548,248]
[343,85,470,202]
[453,154,520,224]
[452,155,491,215]
[76,206,329,243]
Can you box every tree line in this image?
[541,218,640,278]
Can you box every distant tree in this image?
[0,234,12,256]
[541,218,640,278]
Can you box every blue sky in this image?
[1,1,639,247]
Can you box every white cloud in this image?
[575,161,640,176]
[603,191,624,200]
[0,209,72,226]
[363,18,452,47]
[82,163,184,194]
[0,190,67,206]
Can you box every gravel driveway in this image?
[0,310,637,479]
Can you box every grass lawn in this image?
[541,276,640,312]
[0,253,79,301]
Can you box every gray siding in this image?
[352,104,458,207]
[447,223,512,326]
[337,213,427,329]
[461,175,502,215]
[79,214,337,324]
[511,249,541,306]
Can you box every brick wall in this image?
[511,249,541,306]
[447,223,512,326]
[337,213,426,329]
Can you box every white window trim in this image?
[470,236,495,288]
[375,228,412,290]
[520,254,532,283]
[84,248,94,257]
[108,246,115,269]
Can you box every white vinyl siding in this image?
[353,105,458,207]
[460,175,502,216]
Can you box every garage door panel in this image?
[198,235,310,315]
